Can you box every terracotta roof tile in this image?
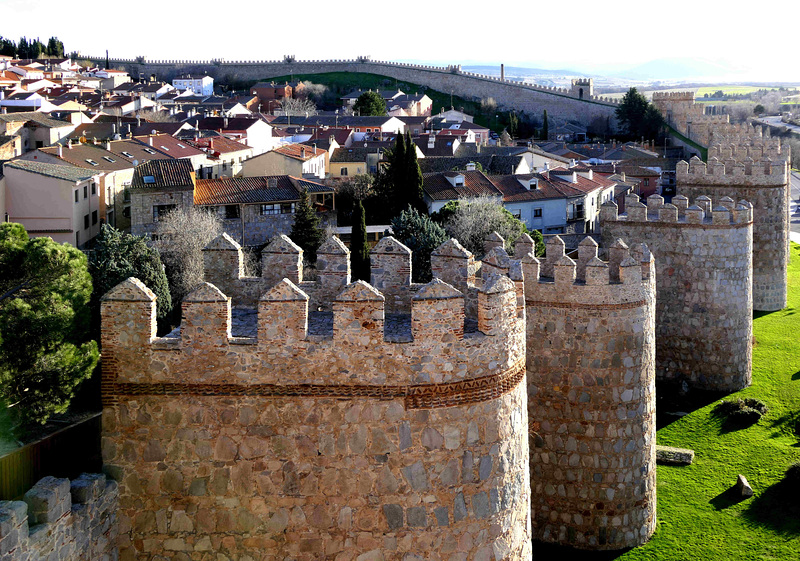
[194,176,331,205]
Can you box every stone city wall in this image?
[100,233,531,560]
[601,193,754,391]
[677,156,789,311]
[87,56,618,125]
[0,474,118,561]
[522,236,657,550]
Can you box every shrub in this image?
[715,397,768,426]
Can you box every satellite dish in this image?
[133,159,139,167]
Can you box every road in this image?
[754,116,800,135]
[790,170,800,235]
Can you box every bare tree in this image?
[152,207,223,304]
[300,80,328,101]
[135,109,176,123]
[277,97,318,117]
[444,195,526,257]
[338,174,374,201]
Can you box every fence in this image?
[0,412,102,500]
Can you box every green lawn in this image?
[538,244,800,560]
[695,86,777,97]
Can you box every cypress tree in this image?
[542,109,549,140]
[404,131,426,214]
[350,200,370,281]
[392,133,407,214]
[290,188,324,264]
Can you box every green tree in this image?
[541,109,549,140]
[373,133,426,221]
[353,91,386,116]
[16,37,29,59]
[754,104,765,115]
[0,36,16,57]
[615,87,665,141]
[88,225,172,334]
[290,188,325,265]
[46,37,65,58]
[390,206,448,282]
[350,200,370,281]
[0,223,99,425]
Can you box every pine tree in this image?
[290,188,324,265]
[0,223,99,425]
[350,200,370,281]
[390,206,448,282]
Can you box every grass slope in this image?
[264,72,512,131]
[538,244,800,560]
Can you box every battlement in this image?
[0,474,118,561]
[708,139,788,163]
[523,235,654,309]
[601,193,754,226]
[676,156,788,185]
[652,91,695,101]
[102,231,526,396]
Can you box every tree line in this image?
[0,35,66,59]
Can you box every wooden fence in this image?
[0,412,103,500]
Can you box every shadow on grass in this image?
[656,382,727,430]
[743,480,800,535]
[710,487,749,511]
[533,540,632,560]
[710,400,766,434]
[792,370,800,381]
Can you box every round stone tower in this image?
[101,235,532,560]
[524,236,657,549]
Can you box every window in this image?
[222,162,227,171]
[340,167,348,176]
[260,204,279,215]
[84,214,90,229]
[83,185,88,199]
[143,175,156,184]
[123,206,131,218]
[74,190,79,203]
[153,204,177,221]
[102,156,116,163]
[643,178,650,186]
[121,151,134,158]
[281,203,295,214]
[533,208,543,218]
[143,148,157,154]
[86,159,99,166]
[123,187,131,203]
[91,183,97,195]
[224,205,240,219]
[92,210,98,225]
[512,210,521,219]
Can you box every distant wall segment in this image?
[87,56,619,124]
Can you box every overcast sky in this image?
[2,0,797,82]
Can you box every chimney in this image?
[105,140,111,151]
[428,134,435,149]
[500,63,504,81]
[58,144,63,157]
[268,177,277,189]
[148,136,153,147]
[466,162,476,171]
[301,147,306,158]
[67,138,72,149]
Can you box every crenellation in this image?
[370,236,412,313]
[181,282,232,346]
[0,474,118,561]
[576,236,599,281]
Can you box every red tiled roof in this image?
[194,176,331,205]
[273,143,326,161]
[423,170,501,201]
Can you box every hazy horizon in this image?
[3,0,797,83]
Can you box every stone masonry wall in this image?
[88,57,618,126]
[0,474,118,561]
[677,156,789,311]
[100,234,531,560]
[524,236,657,550]
[601,193,754,391]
